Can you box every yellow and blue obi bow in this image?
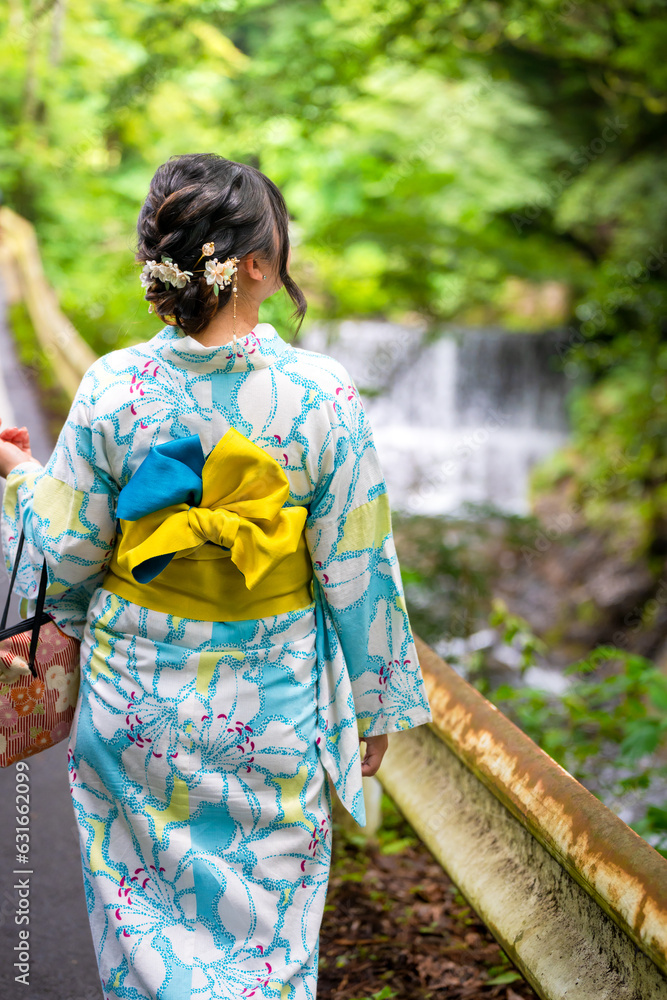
[114,428,308,591]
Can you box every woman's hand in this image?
[360,733,389,777]
[0,420,37,479]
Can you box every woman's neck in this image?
[189,300,259,347]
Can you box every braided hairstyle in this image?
[136,153,307,337]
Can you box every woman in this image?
[0,153,432,1000]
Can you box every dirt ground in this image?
[319,800,539,1000]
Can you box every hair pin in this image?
[139,242,239,294]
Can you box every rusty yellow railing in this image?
[2,207,667,999]
[0,206,97,397]
[377,639,667,999]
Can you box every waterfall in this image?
[299,320,573,516]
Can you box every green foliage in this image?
[396,512,667,852]
[485,969,524,985]
[531,333,667,560]
[489,597,548,671]
[394,508,502,646]
[349,988,397,1000]
[1,1,665,549]
[484,613,667,856]
[1,4,663,323]
[338,791,419,855]
[2,2,665,959]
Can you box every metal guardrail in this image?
[2,206,667,997]
[377,638,667,999]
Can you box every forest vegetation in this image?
[1,0,666,850]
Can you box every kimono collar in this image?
[150,322,292,374]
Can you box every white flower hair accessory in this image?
[140,256,193,290]
[140,240,244,345]
[204,256,240,297]
[139,242,239,297]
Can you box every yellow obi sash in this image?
[103,428,313,622]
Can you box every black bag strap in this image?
[0,612,52,642]
[28,558,49,675]
[0,530,50,678]
[1,530,25,630]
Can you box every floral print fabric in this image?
[1,322,432,999]
[0,614,80,766]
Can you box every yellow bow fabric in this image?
[115,428,308,591]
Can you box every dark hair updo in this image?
[136,153,307,337]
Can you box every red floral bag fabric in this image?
[0,532,80,767]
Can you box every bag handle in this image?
[1,530,25,630]
[1,530,49,677]
[28,558,49,675]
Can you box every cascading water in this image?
[299,320,577,695]
[299,320,573,516]
[299,323,667,834]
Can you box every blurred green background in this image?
[2,0,665,548]
[1,0,667,848]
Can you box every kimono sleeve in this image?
[1,365,118,642]
[305,369,433,739]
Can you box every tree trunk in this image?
[49,0,66,67]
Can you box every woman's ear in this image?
[243,255,266,282]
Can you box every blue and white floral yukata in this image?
[1,322,433,1000]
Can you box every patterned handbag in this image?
[0,531,80,767]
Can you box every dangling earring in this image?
[232,271,238,346]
